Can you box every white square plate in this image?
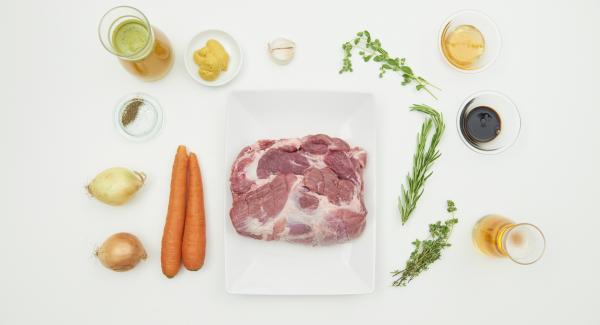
[224,90,376,295]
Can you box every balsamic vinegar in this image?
[462,106,501,144]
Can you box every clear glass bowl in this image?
[456,90,521,154]
[503,223,546,265]
[114,92,163,141]
[439,10,501,73]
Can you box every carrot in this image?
[161,145,189,278]
[182,153,206,271]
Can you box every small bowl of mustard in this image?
[184,30,243,87]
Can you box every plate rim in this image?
[223,89,377,295]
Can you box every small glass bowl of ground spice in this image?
[114,93,163,141]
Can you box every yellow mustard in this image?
[193,39,229,81]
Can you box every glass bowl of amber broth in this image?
[439,10,502,73]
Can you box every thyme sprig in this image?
[392,200,458,287]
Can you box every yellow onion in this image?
[96,233,147,272]
[87,167,145,206]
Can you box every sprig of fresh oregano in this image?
[339,30,440,99]
[399,104,445,224]
[391,200,458,287]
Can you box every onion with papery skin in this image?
[86,167,145,206]
[96,233,147,272]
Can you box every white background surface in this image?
[1,0,599,324]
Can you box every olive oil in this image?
[441,24,485,70]
[99,7,174,81]
[112,19,150,58]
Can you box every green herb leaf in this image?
[447,200,456,213]
[391,201,459,287]
[398,104,445,224]
[399,66,413,75]
[338,30,439,98]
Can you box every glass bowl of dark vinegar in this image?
[457,90,521,154]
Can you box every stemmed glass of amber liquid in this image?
[472,215,545,265]
[98,6,174,81]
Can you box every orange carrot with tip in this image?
[161,145,188,278]
[182,152,206,271]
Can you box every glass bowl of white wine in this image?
[439,10,501,73]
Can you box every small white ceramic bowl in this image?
[184,30,243,87]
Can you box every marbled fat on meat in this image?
[229,134,367,245]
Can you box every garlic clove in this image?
[268,38,296,65]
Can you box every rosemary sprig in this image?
[392,200,458,287]
[339,30,440,99]
[399,104,445,224]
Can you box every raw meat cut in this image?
[229,134,367,246]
